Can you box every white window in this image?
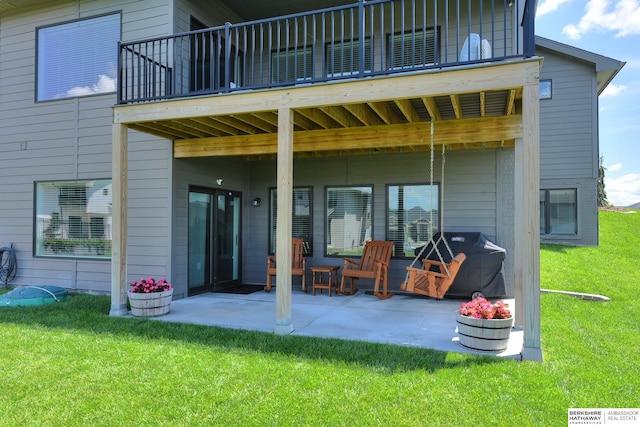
[35,180,112,258]
[37,13,120,101]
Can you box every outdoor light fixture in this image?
[216,178,223,186]
[252,198,261,207]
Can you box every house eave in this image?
[535,35,625,95]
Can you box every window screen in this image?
[37,13,120,101]
[326,186,372,256]
[269,187,313,256]
[35,180,112,258]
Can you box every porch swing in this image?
[400,123,467,299]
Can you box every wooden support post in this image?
[514,141,524,328]
[518,81,543,361]
[274,107,294,334]
[110,123,129,316]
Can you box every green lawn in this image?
[0,210,638,426]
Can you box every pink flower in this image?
[458,297,511,319]
[129,277,172,293]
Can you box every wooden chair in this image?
[401,253,466,299]
[265,238,307,292]
[339,240,394,299]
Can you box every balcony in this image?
[118,0,535,105]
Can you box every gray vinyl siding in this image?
[171,150,515,298]
[538,46,599,245]
[539,47,597,179]
[0,0,173,292]
[175,0,242,32]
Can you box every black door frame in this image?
[187,185,242,295]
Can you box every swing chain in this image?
[405,123,454,280]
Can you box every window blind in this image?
[269,187,313,255]
[271,47,313,83]
[326,38,372,77]
[326,186,372,256]
[35,180,112,258]
[388,28,438,69]
[37,13,120,101]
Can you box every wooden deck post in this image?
[274,107,294,334]
[110,123,129,316]
[516,80,543,361]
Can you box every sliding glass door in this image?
[188,187,241,294]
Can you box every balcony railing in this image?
[118,0,533,104]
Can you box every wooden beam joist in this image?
[395,98,421,123]
[174,115,522,158]
[450,94,462,119]
[344,103,384,126]
[422,97,441,121]
[506,89,517,116]
[367,101,402,125]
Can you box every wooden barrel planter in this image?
[456,314,513,351]
[128,289,173,317]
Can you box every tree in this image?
[597,155,609,207]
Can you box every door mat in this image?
[215,284,264,295]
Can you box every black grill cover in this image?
[415,232,507,298]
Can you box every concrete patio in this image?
[152,288,524,360]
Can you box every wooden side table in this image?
[311,265,340,296]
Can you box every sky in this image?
[535,0,640,207]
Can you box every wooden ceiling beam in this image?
[344,104,384,126]
[191,117,242,136]
[297,108,337,129]
[211,115,261,134]
[242,140,516,160]
[450,94,462,119]
[231,114,277,133]
[367,101,402,124]
[128,123,184,140]
[251,112,278,127]
[174,115,522,158]
[422,97,441,121]
[181,118,227,137]
[292,112,319,131]
[157,120,211,138]
[506,89,517,115]
[319,106,360,128]
[395,98,421,123]
[140,121,195,139]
